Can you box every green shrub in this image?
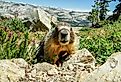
[0,28,37,63]
[0,18,42,64]
[0,18,46,64]
[79,21,121,65]
[0,18,28,32]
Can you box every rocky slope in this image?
[0,49,95,82]
[82,52,121,82]
[0,48,121,82]
[41,6,90,27]
[0,1,90,28]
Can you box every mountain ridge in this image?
[0,1,91,27]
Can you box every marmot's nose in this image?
[61,30,68,36]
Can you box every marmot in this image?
[36,22,78,66]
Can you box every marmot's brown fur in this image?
[36,22,78,66]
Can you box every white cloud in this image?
[63,8,91,12]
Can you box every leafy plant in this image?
[0,18,28,32]
[0,28,35,63]
[0,18,45,64]
[79,21,121,65]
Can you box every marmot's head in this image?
[53,22,75,45]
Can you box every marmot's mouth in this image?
[61,40,68,43]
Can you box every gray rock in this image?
[62,48,96,71]
[11,58,28,68]
[81,52,121,82]
[1,50,121,82]
[0,58,28,82]
[33,48,95,82]
[31,8,57,31]
[47,68,58,76]
[0,49,96,82]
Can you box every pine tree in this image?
[88,0,100,27]
[113,1,121,21]
[99,0,111,21]
[107,0,121,21]
[88,0,111,27]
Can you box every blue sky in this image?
[4,0,118,12]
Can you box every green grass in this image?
[79,21,121,65]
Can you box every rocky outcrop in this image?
[81,52,121,82]
[28,8,57,31]
[0,1,57,31]
[34,49,95,82]
[0,48,95,82]
[0,58,28,82]
[0,49,121,82]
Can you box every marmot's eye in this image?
[70,28,72,31]
[55,27,58,31]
